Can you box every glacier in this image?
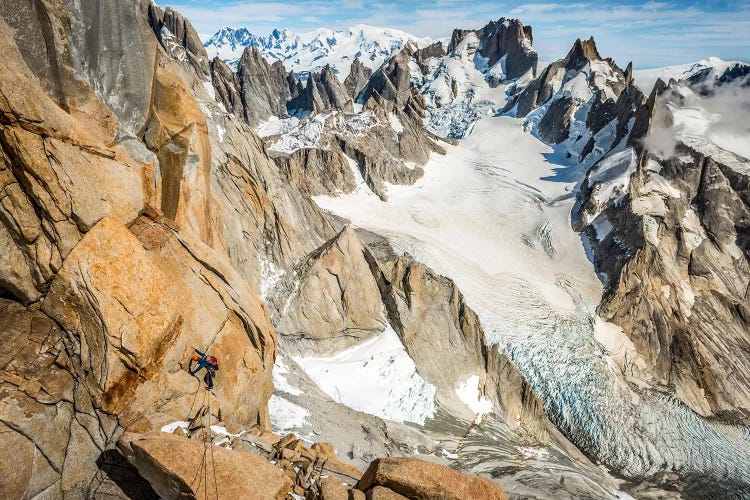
[313,113,750,497]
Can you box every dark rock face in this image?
[344,58,373,99]
[359,46,416,112]
[575,76,750,422]
[237,45,291,125]
[64,0,160,136]
[687,62,750,95]
[211,56,245,119]
[288,70,304,99]
[538,96,575,143]
[149,5,210,78]
[448,18,537,80]
[290,65,354,114]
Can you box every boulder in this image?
[118,432,292,499]
[357,458,507,500]
[366,486,408,500]
[311,477,351,500]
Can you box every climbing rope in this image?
[208,393,219,500]
[187,387,219,500]
[451,413,481,455]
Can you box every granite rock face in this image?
[237,46,291,125]
[358,458,508,500]
[0,3,288,496]
[345,58,373,99]
[289,65,355,114]
[448,18,537,81]
[575,79,750,422]
[211,56,245,119]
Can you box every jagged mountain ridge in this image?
[633,56,748,93]
[204,24,434,78]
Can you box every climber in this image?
[189,349,219,390]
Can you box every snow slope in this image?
[294,326,436,424]
[414,32,511,138]
[313,114,750,489]
[633,57,744,94]
[204,24,431,78]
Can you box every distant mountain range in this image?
[205,25,743,96]
[203,24,434,78]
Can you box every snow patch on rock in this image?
[269,395,310,433]
[294,326,436,424]
[455,375,493,423]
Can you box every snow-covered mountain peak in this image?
[204,24,432,78]
[632,57,747,94]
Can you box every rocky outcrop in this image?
[149,5,210,78]
[359,46,420,114]
[289,65,354,114]
[274,227,388,355]
[358,458,508,500]
[273,142,356,196]
[575,78,750,422]
[448,18,537,81]
[503,36,649,167]
[237,46,291,125]
[345,58,373,99]
[118,432,293,499]
[211,56,245,119]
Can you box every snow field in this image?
[294,326,436,424]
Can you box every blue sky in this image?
[163,0,750,68]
